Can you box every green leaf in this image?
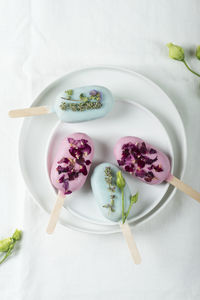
[130,192,138,205]
[196,45,200,60]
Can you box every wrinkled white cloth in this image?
[0,0,200,299]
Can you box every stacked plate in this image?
[19,66,187,234]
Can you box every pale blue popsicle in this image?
[54,85,114,123]
[91,162,131,222]
[9,85,114,121]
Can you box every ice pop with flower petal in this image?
[9,85,114,122]
[46,132,94,234]
[114,136,200,203]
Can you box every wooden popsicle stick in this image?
[168,175,200,203]
[8,106,51,118]
[120,222,141,264]
[46,192,65,234]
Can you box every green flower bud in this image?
[167,43,184,61]
[196,45,200,60]
[116,171,126,189]
[12,229,22,241]
[0,238,13,252]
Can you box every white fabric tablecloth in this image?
[0,0,200,299]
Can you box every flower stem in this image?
[0,246,14,265]
[61,97,81,102]
[183,60,200,78]
[124,204,132,222]
[122,188,125,223]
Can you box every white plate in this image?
[47,100,174,226]
[19,66,187,234]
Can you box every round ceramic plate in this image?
[19,66,187,234]
[46,100,174,226]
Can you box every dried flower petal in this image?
[135,169,147,178]
[69,147,82,159]
[144,156,158,165]
[58,174,65,183]
[139,142,147,154]
[137,158,145,168]
[68,137,75,145]
[117,159,125,166]
[153,165,163,172]
[57,157,69,164]
[65,190,72,195]
[125,164,134,173]
[79,165,88,176]
[89,90,98,96]
[63,180,69,191]
[149,148,157,154]
[76,158,85,165]
[56,165,69,174]
[68,171,78,181]
[83,144,91,155]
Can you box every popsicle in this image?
[114,136,200,202]
[9,85,114,123]
[91,163,141,264]
[47,132,94,234]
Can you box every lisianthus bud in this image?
[196,45,200,60]
[12,229,22,241]
[0,238,13,252]
[116,171,125,189]
[167,43,184,61]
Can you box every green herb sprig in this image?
[0,229,22,265]
[103,167,116,213]
[167,43,200,78]
[60,89,103,112]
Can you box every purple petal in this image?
[65,190,72,195]
[58,174,65,183]
[122,149,130,158]
[144,171,154,182]
[68,137,75,144]
[147,171,154,178]
[79,165,88,176]
[122,143,131,150]
[144,156,158,165]
[117,159,125,166]
[69,147,82,159]
[89,90,98,96]
[137,158,145,168]
[139,142,147,154]
[56,165,69,174]
[144,177,152,182]
[148,165,153,170]
[63,180,69,191]
[149,148,157,154]
[76,158,85,165]
[83,144,91,155]
[57,157,69,164]
[135,169,147,178]
[85,160,91,165]
[153,165,163,172]
[68,172,77,181]
[125,164,134,173]
[130,145,140,155]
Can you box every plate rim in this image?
[18,65,187,234]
